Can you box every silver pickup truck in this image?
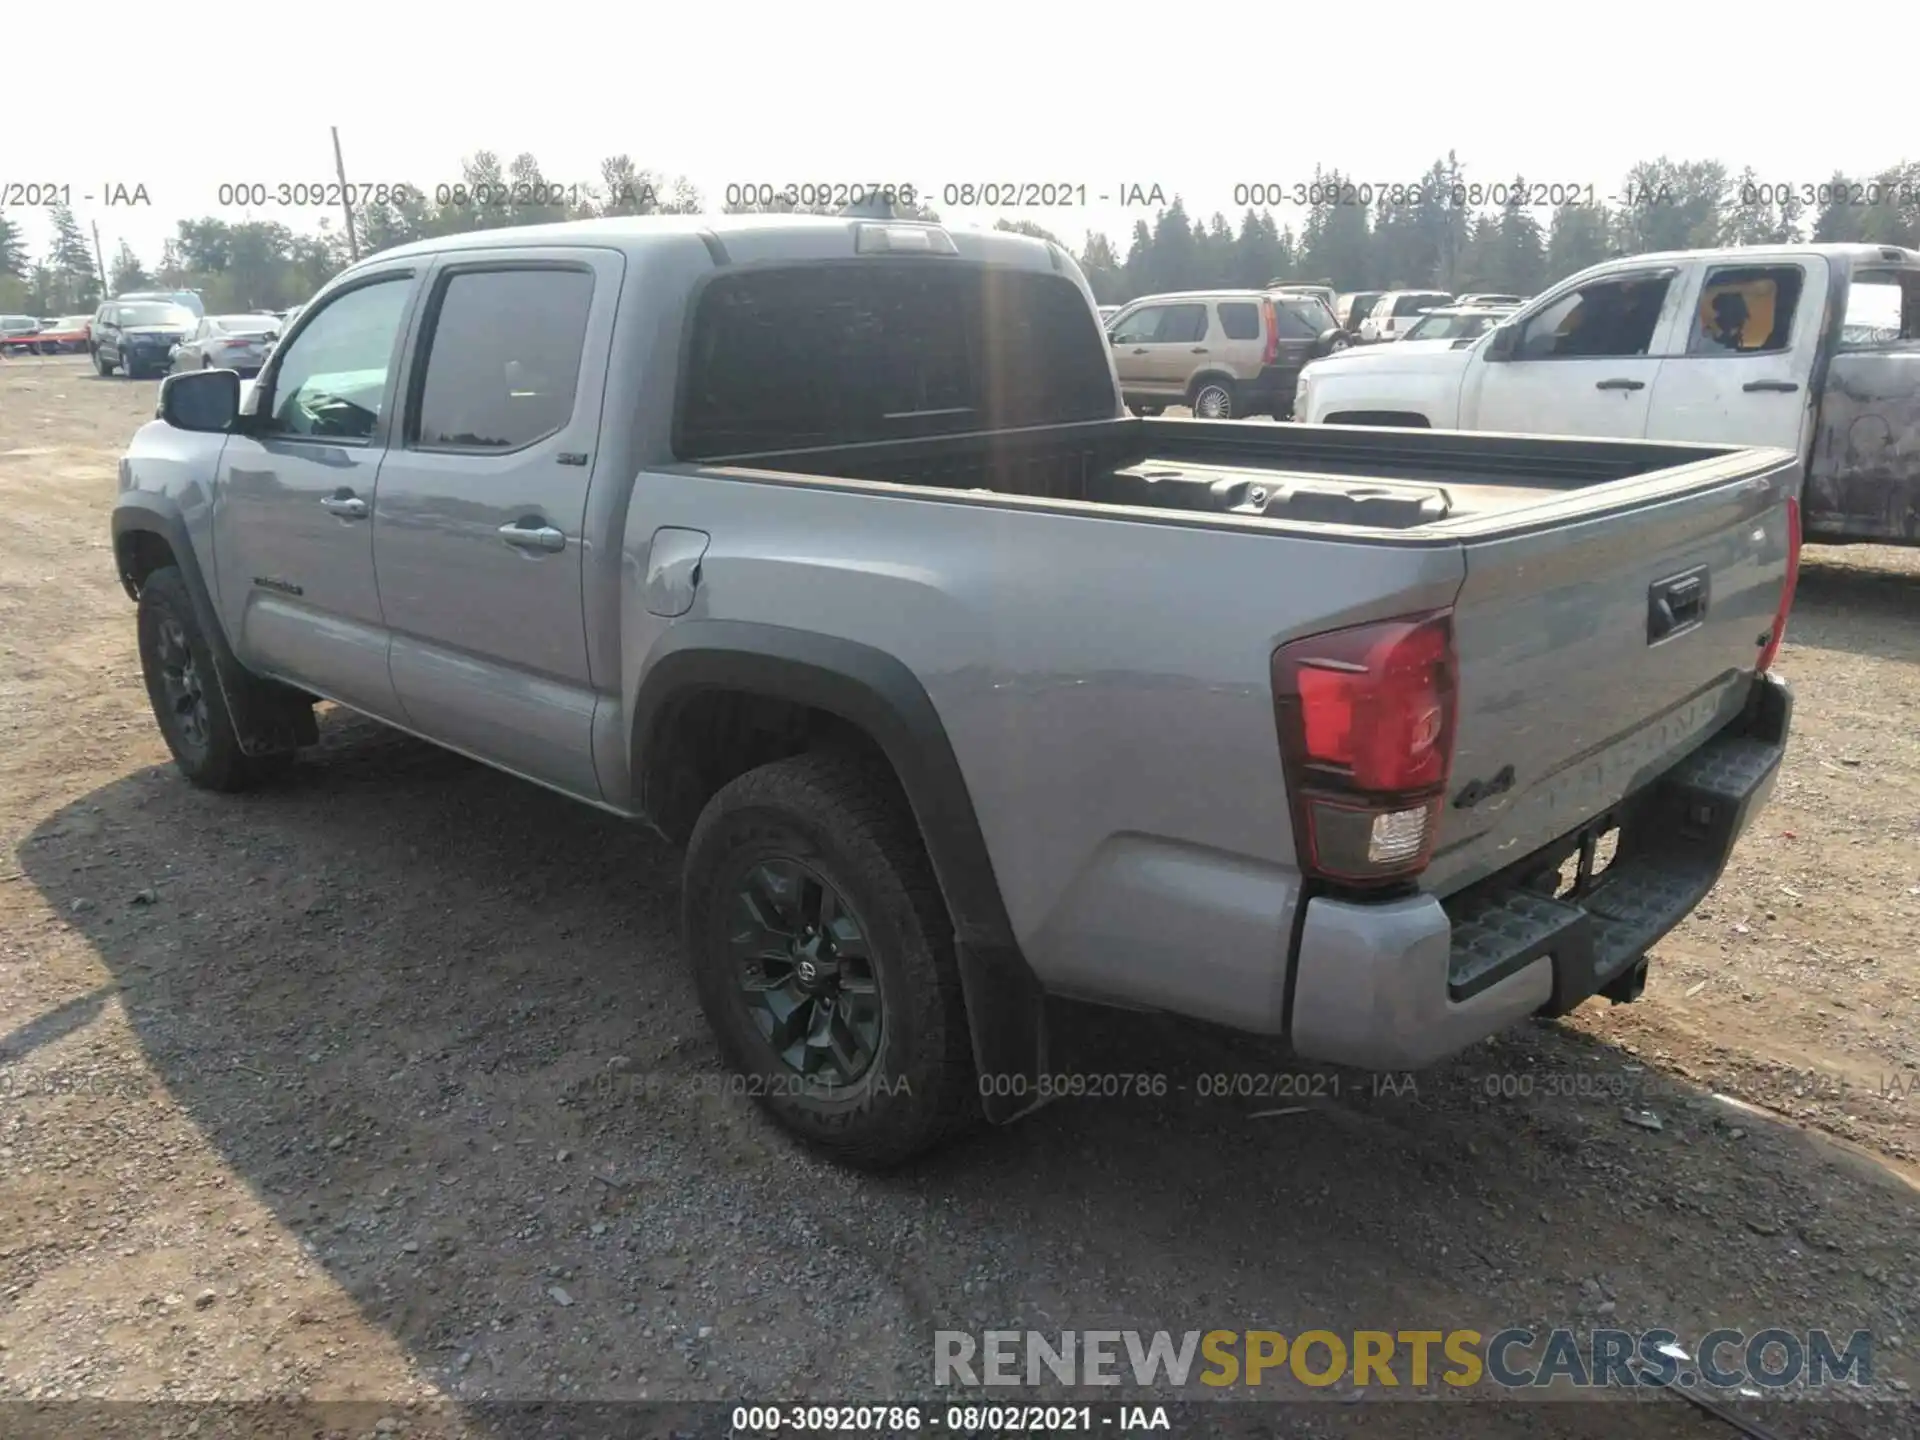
[112,214,1801,1166]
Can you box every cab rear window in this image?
[675,263,1117,458]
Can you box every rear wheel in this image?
[1128,403,1165,417]
[682,752,976,1168]
[1190,378,1237,419]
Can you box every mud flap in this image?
[955,942,1051,1125]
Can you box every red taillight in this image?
[1261,299,1280,368]
[1272,610,1458,886]
[1755,497,1801,674]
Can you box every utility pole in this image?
[331,126,360,263]
[90,220,108,298]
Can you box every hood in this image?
[1303,338,1478,376]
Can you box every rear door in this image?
[373,247,618,800]
[1646,257,1826,453]
[1464,266,1686,438]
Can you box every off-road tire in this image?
[682,751,977,1168]
[136,566,295,791]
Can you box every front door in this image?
[373,249,618,801]
[1646,257,1827,453]
[1466,267,1683,439]
[211,268,421,717]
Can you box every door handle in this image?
[1131,347,1149,355]
[1190,347,1209,354]
[1743,379,1799,393]
[319,493,368,519]
[498,520,567,553]
[1595,378,1646,392]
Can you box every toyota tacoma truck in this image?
[1294,242,1920,546]
[112,214,1801,1167]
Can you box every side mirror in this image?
[159,368,240,433]
[1483,325,1518,362]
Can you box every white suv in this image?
[1358,290,1453,343]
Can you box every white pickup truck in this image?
[1294,243,1920,546]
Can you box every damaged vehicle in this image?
[1293,243,1920,546]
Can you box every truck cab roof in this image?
[350,213,1064,275]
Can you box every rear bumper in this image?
[1287,674,1792,1071]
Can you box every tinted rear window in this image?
[675,263,1116,457]
[1393,294,1447,317]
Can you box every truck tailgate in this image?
[1423,450,1798,897]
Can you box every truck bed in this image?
[695,416,1764,536]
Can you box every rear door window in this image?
[1686,265,1804,354]
[676,264,1116,456]
[411,267,595,451]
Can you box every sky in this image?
[8,0,1913,269]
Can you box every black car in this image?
[91,300,198,379]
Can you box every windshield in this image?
[119,304,194,327]
[1404,312,1497,341]
[1392,294,1449,318]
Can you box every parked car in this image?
[1336,291,1383,331]
[1395,306,1515,345]
[91,299,198,378]
[20,315,94,354]
[1293,242,1920,547]
[168,313,281,378]
[1267,283,1338,314]
[115,289,206,320]
[1106,288,1349,418]
[0,315,42,345]
[1456,293,1525,308]
[115,213,1798,1167]
[1357,290,1454,343]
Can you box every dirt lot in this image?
[1,355,1917,1436]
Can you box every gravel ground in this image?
[1,356,1917,1438]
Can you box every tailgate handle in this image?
[1595,377,1646,392]
[1648,568,1709,643]
[1743,379,1800,393]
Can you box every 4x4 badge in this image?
[1453,764,1516,809]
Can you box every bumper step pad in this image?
[1441,710,1786,1016]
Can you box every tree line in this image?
[3,150,1919,318]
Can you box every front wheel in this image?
[93,347,115,376]
[1190,379,1237,419]
[681,752,977,1168]
[137,566,294,791]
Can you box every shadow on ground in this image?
[13,710,1916,1438]
[1792,555,1920,661]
